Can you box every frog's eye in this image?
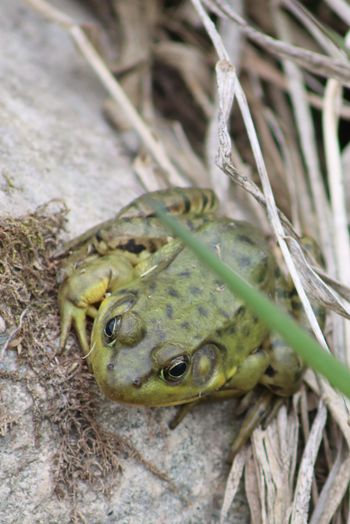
[104,315,122,342]
[161,356,189,383]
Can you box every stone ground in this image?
[0,1,250,522]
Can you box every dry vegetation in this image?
[4,0,350,522]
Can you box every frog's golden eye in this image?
[161,356,189,383]
[104,315,122,342]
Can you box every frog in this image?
[58,187,314,454]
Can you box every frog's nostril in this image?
[133,377,142,388]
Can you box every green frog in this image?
[58,188,311,453]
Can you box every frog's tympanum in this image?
[58,188,316,453]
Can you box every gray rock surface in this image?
[0,1,249,522]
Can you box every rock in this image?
[0,1,249,522]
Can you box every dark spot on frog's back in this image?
[167,287,180,298]
[190,286,202,296]
[228,325,236,335]
[253,255,269,283]
[166,304,173,319]
[197,305,208,317]
[218,308,230,320]
[242,325,251,337]
[178,270,192,278]
[181,321,190,330]
[236,234,256,246]
[237,255,252,268]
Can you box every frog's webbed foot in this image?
[229,389,282,460]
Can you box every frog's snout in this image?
[92,346,154,404]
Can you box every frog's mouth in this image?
[98,382,209,408]
[94,357,226,408]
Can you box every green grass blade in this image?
[152,202,350,398]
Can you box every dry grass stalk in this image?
[221,403,300,524]
[310,444,350,524]
[324,0,350,26]
[242,46,350,120]
[291,401,328,523]
[251,405,299,523]
[273,7,335,270]
[207,0,350,82]
[219,446,247,523]
[323,74,350,364]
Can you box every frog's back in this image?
[135,218,276,356]
[167,218,275,289]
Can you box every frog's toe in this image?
[59,302,74,352]
[73,310,89,355]
[59,302,89,355]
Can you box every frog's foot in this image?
[58,272,108,355]
[229,390,278,460]
[58,266,112,354]
[58,252,137,354]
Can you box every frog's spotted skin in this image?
[58,188,311,450]
[90,219,276,406]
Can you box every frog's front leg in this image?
[211,348,271,399]
[260,336,304,396]
[261,237,324,397]
[259,272,307,397]
[58,252,135,354]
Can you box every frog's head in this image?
[89,290,233,407]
